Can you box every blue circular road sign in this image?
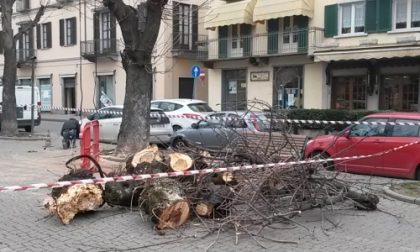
[191,65,201,79]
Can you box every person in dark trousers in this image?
[61,118,80,149]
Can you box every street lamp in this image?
[30,56,37,134]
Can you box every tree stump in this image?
[104,180,145,207]
[195,184,234,218]
[169,153,193,172]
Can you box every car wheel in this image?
[310,151,334,171]
[172,125,182,132]
[415,166,420,180]
[172,137,187,149]
[24,126,31,132]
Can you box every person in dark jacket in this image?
[61,118,80,149]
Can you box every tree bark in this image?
[103,0,168,155]
[1,1,18,136]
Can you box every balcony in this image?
[81,39,118,62]
[16,48,36,67]
[172,35,208,59]
[197,28,324,61]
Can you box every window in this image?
[391,119,420,136]
[393,0,420,29]
[339,2,365,34]
[16,0,30,12]
[159,102,183,112]
[100,12,111,49]
[188,103,213,112]
[179,4,190,47]
[17,26,34,62]
[37,23,51,49]
[97,75,114,108]
[59,17,76,46]
[350,118,388,137]
[332,76,367,110]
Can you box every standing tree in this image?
[0,0,48,136]
[103,0,168,154]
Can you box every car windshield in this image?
[188,103,213,112]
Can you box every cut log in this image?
[104,180,145,207]
[46,184,104,225]
[142,178,190,230]
[126,145,167,174]
[169,152,193,172]
[211,172,238,186]
[51,169,95,200]
[195,184,234,218]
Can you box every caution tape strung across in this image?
[36,105,420,126]
[1,140,418,193]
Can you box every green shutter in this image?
[365,0,377,33]
[267,19,279,54]
[377,0,392,32]
[218,26,228,58]
[324,4,338,38]
[240,24,252,57]
[365,0,391,33]
[295,16,308,52]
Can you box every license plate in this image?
[151,124,165,128]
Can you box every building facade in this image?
[0,0,208,113]
[201,0,420,112]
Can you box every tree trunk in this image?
[104,0,168,155]
[1,1,18,136]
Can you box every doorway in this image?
[380,74,419,111]
[273,66,303,109]
[222,69,247,111]
[38,78,52,112]
[63,77,76,114]
[179,77,194,99]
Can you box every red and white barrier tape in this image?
[37,105,420,127]
[1,140,418,193]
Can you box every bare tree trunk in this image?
[1,1,18,136]
[104,0,167,154]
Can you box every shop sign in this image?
[250,71,270,81]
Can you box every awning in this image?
[204,0,257,29]
[253,0,314,22]
[314,46,420,62]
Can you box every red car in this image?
[304,112,420,179]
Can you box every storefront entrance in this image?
[380,74,419,111]
[331,76,367,110]
[222,69,247,111]
[273,66,303,109]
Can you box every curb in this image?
[0,136,49,141]
[383,186,420,205]
[42,118,69,123]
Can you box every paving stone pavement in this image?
[1,139,420,252]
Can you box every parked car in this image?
[304,112,420,180]
[170,114,252,150]
[0,85,41,132]
[151,99,214,131]
[208,111,283,132]
[81,105,173,144]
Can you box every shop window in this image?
[273,67,303,109]
[380,75,419,111]
[332,76,367,110]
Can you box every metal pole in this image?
[30,56,36,134]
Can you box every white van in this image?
[0,85,41,132]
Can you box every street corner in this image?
[384,182,420,205]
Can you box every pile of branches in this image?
[44,101,379,244]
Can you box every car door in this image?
[381,118,420,178]
[97,108,118,142]
[332,117,387,175]
[195,120,227,149]
[107,108,122,143]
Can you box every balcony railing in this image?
[197,27,324,60]
[16,48,36,66]
[81,39,118,61]
[172,35,208,59]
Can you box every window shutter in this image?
[267,19,279,54]
[192,5,198,50]
[36,24,41,49]
[110,14,117,51]
[28,27,33,50]
[172,2,180,49]
[70,17,77,45]
[0,31,4,54]
[365,0,377,33]
[24,0,29,10]
[240,24,252,56]
[218,26,228,58]
[59,19,64,46]
[377,0,392,32]
[46,22,52,48]
[295,16,308,52]
[324,4,338,38]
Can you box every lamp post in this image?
[30,56,37,134]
